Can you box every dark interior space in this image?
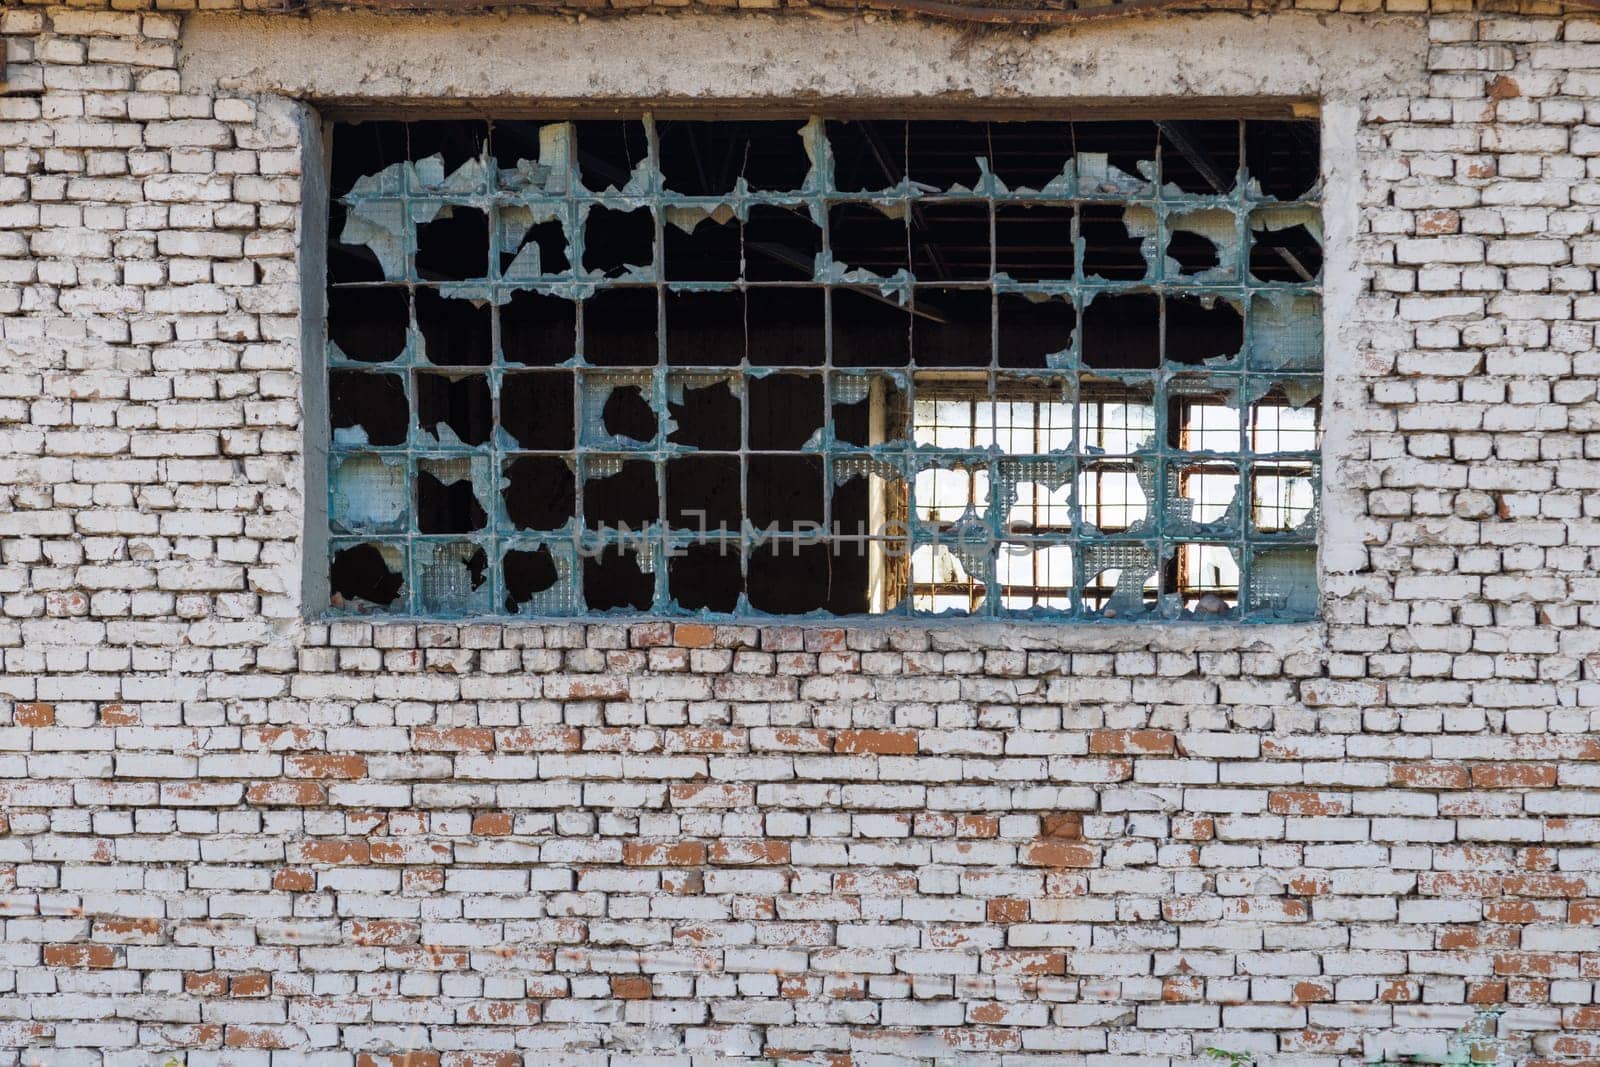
[665,214,740,282]
[501,290,577,365]
[829,119,906,193]
[747,288,825,366]
[1250,222,1323,282]
[988,121,1074,191]
[330,119,407,199]
[583,547,655,611]
[600,384,659,445]
[831,386,872,447]
[416,288,491,366]
[747,455,824,528]
[502,456,575,531]
[1158,120,1241,195]
[657,120,813,195]
[502,218,569,278]
[489,120,559,181]
[746,540,830,614]
[749,374,824,450]
[583,459,659,529]
[833,288,912,368]
[503,545,560,612]
[1246,120,1320,200]
[1080,205,1148,281]
[908,121,991,190]
[744,205,822,282]
[668,542,742,613]
[1081,293,1160,368]
[829,202,908,275]
[416,373,492,446]
[326,204,386,285]
[1072,120,1157,189]
[330,543,404,607]
[995,204,1074,281]
[914,201,991,281]
[584,206,655,277]
[417,469,487,534]
[913,287,992,367]
[668,455,741,530]
[667,379,742,450]
[826,477,872,615]
[1166,297,1244,364]
[329,369,408,446]
[666,289,745,366]
[406,121,488,186]
[584,288,659,365]
[572,119,651,192]
[1168,228,1222,275]
[501,371,574,450]
[327,286,408,362]
[415,206,489,281]
[998,294,1077,369]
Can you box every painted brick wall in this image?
[3,1,1600,1063]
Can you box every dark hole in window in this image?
[995,204,1074,281]
[665,214,740,282]
[330,120,407,200]
[749,374,823,450]
[500,372,574,450]
[668,455,741,530]
[747,288,824,367]
[584,289,658,366]
[490,120,558,178]
[746,540,829,614]
[1168,229,1222,275]
[657,120,811,196]
[828,202,908,276]
[583,459,659,529]
[417,470,487,534]
[1080,205,1148,281]
[1250,224,1323,283]
[908,121,990,191]
[584,206,655,278]
[416,373,492,446]
[666,289,744,367]
[1158,120,1241,196]
[407,121,487,185]
[668,542,742,613]
[504,545,559,612]
[1247,120,1320,201]
[667,380,741,450]
[415,206,489,281]
[1072,121,1157,191]
[503,219,569,278]
[989,121,1074,191]
[833,288,911,368]
[999,294,1077,369]
[913,287,992,368]
[416,289,491,366]
[329,370,408,447]
[574,119,650,192]
[602,385,658,444]
[328,286,408,362]
[744,204,822,282]
[914,201,991,282]
[747,455,823,528]
[826,478,871,615]
[828,119,906,194]
[1082,293,1160,369]
[327,204,386,284]
[330,543,404,607]
[1166,296,1244,365]
[832,390,871,447]
[503,456,575,531]
[583,547,654,611]
[502,291,576,366]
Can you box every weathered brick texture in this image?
[4,0,1600,1062]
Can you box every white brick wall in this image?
[3,0,1600,1063]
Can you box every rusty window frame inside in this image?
[322,115,1322,622]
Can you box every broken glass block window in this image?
[324,116,1321,620]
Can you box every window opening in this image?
[324,116,1322,621]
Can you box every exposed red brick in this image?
[611,975,651,999]
[284,755,367,779]
[14,703,53,727]
[43,944,116,968]
[834,729,916,755]
[1087,729,1174,755]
